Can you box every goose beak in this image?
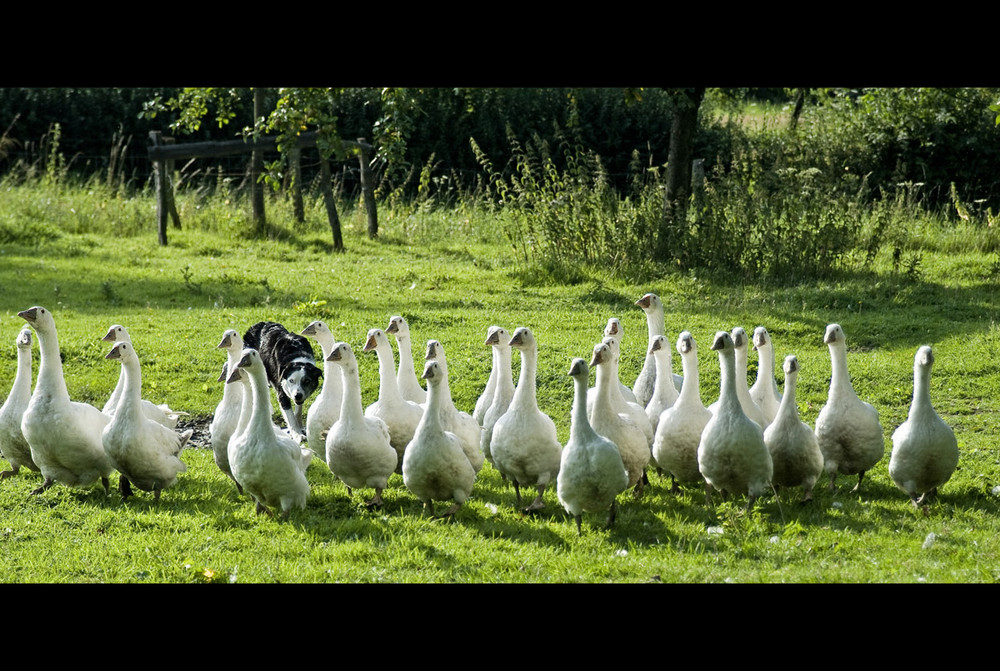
[485,330,500,346]
[300,324,317,337]
[590,347,605,367]
[824,325,839,345]
[711,331,728,351]
[226,367,242,384]
[105,346,122,360]
[236,353,252,369]
[425,341,438,360]
[217,362,228,383]
[102,327,118,342]
[17,308,37,324]
[421,362,436,380]
[363,334,377,352]
[635,295,651,309]
[679,335,693,355]
[568,358,586,377]
[649,338,662,354]
[326,347,343,363]
[385,320,399,334]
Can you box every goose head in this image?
[425,339,443,361]
[325,341,355,368]
[824,323,844,346]
[568,357,589,380]
[508,327,537,352]
[604,318,622,342]
[649,334,669,355]
[915,345,934,369]
[711,330,734,353]
[235,348,264,374]
[731,327,748,350]
[15,328,32,350]
[225,365,243,384]
[677,331,695,356]
[217,329,243,352]
[102,324,130,343]
[422,360,441,382]
[18,306,54,333]
[364,328,388,353]
[783,354,799,376]
[300,321,329,339]
[386,315,410,338]
[635,293,662,314]
[590,342,611,367]
[105,341,134,362]
[752,326,770,351]
[601,336,620,362]
[484,325,509,347]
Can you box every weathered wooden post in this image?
[290,145,305,224]
[358,138,378,239]
[149,131,169,246]
[251,88,266,236]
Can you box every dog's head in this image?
[281,361,322,405]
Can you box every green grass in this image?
[2,183,1000,583]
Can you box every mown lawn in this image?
[2,197,1000,583]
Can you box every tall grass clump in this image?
[471,125,658,281]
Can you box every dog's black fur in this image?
[243,321,322,438]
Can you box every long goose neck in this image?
[647,308,664,341]
[420,379,445,433]
[594,358,615,405]
[569,372,598,444]
[120,355,142,408]
[34,326,70,403]
[678,350,700,404]
[910,365,933,417]
[512,346,538,408]
[828,343,855,398]
[718,348,740,411]
[376,343,403,402]
[396,334,416,381]
[247,366,275,433]
[757,344,775,386]
[318,338,342,397]
[12,344,32,397]
[775,370,798,419]
[339,361,365,423]
[497,345,515,395]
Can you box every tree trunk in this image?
[290,145,304,224]
[656,87,705,263]
[251,88,266,237]
[319,156,344,252]
[788,87,807,131]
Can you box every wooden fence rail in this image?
[148,130,378,249]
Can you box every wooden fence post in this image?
[251,88,266,236]
[319,157,344,252]
[149,131,169,246]
[358,138,378,239]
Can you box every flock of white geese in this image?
[0,294,959,534]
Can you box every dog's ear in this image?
[307,362,322,380]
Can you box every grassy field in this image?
[2,186,1000,583]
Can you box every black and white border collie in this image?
[243,321,322,440]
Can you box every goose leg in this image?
[30,477,54,496]
[0,466,19,480]
[365,489,384,510]
[850,471,866,493]
[512,480,522,508]
[101,477,111,496]
[119,476,134,501]
[604,499,618,530]
[523,485,546,513]
[433,502,460,520]
[574,514,583,536]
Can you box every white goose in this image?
[889,345,958,507]
[473,325,502,426]
[102,341,191,501]
[764,355,823,503]
[709,327,766,429]
[589,340,650,497]
[425,339,484,473]
[749,326,782,426]
[227,348,311,519]
[591,336,654,448]
[815,323,885,493]
[633,293,683,403]
[385,315,426,404]
[489,327,562,512]
[18,306,113,495]
[301,320,343,452]
[651,331,712,491]
[697,330,773,509]
[557,357,628,535]
[597,317,639,405]
[644,334,680,434]
[209,329,245,494]
[101,324,186,428]
[402,360,476,519]
[363,328,424,473]
[0,328,40,479]
[479,326,515,469]
[325,341,397,508]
